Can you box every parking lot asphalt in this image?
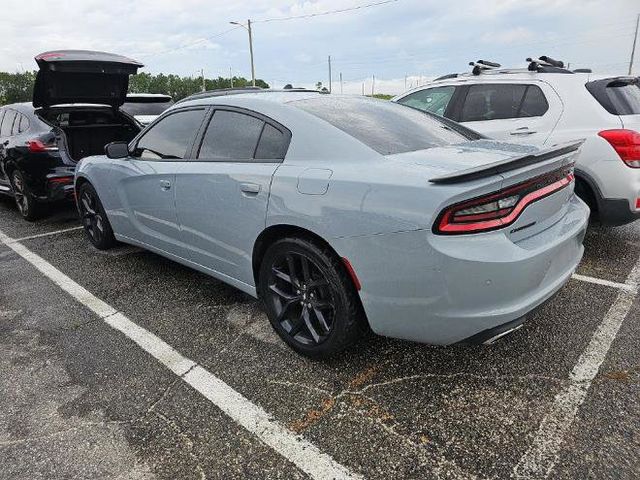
[1,196,639,480]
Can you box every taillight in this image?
[598,129,640,168]
[26,139,58,153]
[434,167,574,235]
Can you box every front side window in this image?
[198,110,264,160]
[134,109,206,160]
[397,86,455,117]
[1,110,16,137]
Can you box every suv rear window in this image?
[586,78,640,115]
[292,96,468,155]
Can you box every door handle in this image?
[240,183,261,195]
[160,179,171,191]
[509,127,537,136]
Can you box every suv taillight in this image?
[598,129,640,168]
[434,168,574,235]
[26,138,58,153]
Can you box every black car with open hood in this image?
[0,50,144,221]
[33,50,144,109]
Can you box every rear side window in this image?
[134,109,206,160]
[293,96,467,155]
[519,86,549,117]
[11,113,22,135]
[460,84,548,122]
[396,86,456,117]
[461,84,526,121]
[255,124,288,159]
[198,110,264,160]
[1,110,16,137]
[19,114,29,133]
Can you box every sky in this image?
[0,0,638,94]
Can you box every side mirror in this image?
[105,141,130,159]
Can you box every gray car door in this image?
[174,108,289,289]
[112,107,207,256]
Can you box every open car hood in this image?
[33,50,143,109]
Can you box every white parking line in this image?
[513,255,640,479]
[571,273,637,293]
[9,226,83,243]
[0,228,362,480]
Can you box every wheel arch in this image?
[252,224,364,309]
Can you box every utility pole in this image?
[404,74,407,90]
[340,72,343,94]
[371,75,375,96]
[362,82,364,95]
[201,69,206,92]
[328,55,332,93]
[230,19,256,86]
[230,67,233,88]
[629,13,640,75]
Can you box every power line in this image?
[137,26,241,58]
[254,0,399,23]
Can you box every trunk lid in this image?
[33,50,143,109]
[388,139,582,239]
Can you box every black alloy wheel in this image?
[11,170,41,221]
[78,183,115,250]
[269,251,335,345]
[259,237,365,358]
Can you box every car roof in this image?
[175,88,323,108]
[395,70,618,98]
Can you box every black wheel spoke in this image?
[300,256,311,282]
[269,284,299,302]
[312,307,331,333]
[276,298,297,323]
[285,255,299,287]
[289,310,306,336]
[302,308,321,343]
[272,266,292,285]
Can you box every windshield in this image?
[607,82,640,115]
[587,78,640,115]
[291,96,471,155]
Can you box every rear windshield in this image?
[121,100,174,116]
[606,82,640,115]
[291,96,471,155]
[587,78,640,115]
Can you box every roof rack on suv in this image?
[469,60,501,75]
[176,87,321,104]
[526,56,574,74]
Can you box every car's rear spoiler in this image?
[429,140,584,184]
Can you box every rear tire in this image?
[78,182,116,250]
[10,170,43,221]
[258,237,365,359]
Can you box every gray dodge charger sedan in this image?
[75,90,589,358]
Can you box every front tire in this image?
[78,182,116,250]
[258,237,365,359]
[10,170,42,221]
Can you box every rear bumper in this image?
[597,197,640,226]
[336,194,589,345]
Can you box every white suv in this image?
[392,60,640,225]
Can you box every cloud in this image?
[0,0,638,88]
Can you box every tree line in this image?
[0,71,270,105]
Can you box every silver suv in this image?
[392,58,640,225]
